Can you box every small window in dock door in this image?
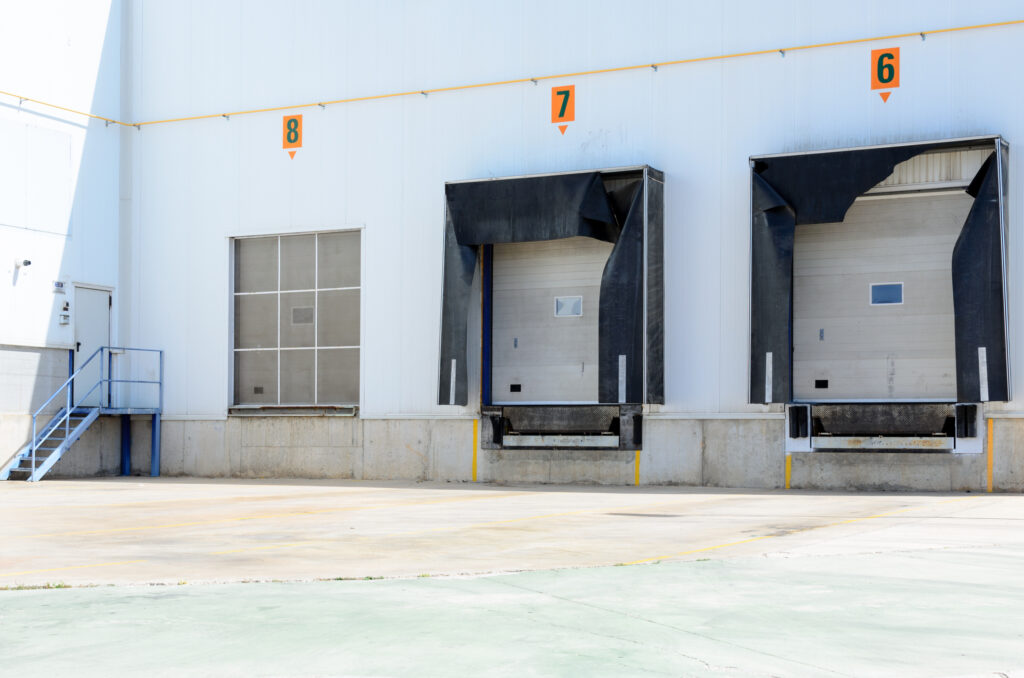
[870,283,903,305]
[554,295,583,317]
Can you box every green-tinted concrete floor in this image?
[1,480,1023,676]
[3,550,1023,677]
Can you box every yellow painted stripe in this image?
[0,559,147,578]
[209,498,706,554]
[213,495,973,559]
[634,450,640,486]
[18,491,535,540]
[785,453,792,490]
[210,541,317,555]
[472,419,479,482]
[623,495,977,565]
[987,417,994,492]
[624,536,772,565]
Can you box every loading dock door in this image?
[491,237,612,404]
[750,137,1009,404]
[793,192,971,400]
[439,167,664,406]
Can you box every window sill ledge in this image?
[228,405,358,417]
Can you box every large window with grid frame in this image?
[233,231,360,406]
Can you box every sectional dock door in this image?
[490,237,612,404]
[437,166,664,407]
[750,136,1010,405]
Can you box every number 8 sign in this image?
[283,114,302,158]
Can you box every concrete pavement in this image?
[1,479,1023,676]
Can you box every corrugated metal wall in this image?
[123,2,1024,418]
[872,149,989,192]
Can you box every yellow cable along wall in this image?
[1,18,1022,129]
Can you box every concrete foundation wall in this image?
[0,345,72,471]
[17,415,1024,491]
[790,452,987,492]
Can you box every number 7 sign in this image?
[551,85,575,135]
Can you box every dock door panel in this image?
[491,237,612,404]
[793,192,971,400]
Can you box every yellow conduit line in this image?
[4,19,1021,129]
[0,88,133,127]
[785,453,792,489]
[634,450,640,486]
[987,418,994,492]
[472,419,479,482]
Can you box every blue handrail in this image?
[29,346,164,476]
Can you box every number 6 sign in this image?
[871,48,899,102]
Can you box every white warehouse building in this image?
[3,0,1024,490]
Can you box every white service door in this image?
[74,287,110,407]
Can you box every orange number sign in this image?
[551,86,575,134]
[283,115,303,157]
[871,48,899,90]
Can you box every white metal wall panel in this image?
[491,237,612,404]
[115,2,1024,416]
[0,1,122,352]
[793,192,973,400]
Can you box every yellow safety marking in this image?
[210,541,318,555]
[623,536,772,565]
[987,417,994,492]
[0,559,147,578]
[5,486,396,511]
[472,419,479,482]
[4,19,1022,128]
[623,495,978,565]
[785,453,792,489]
[209,497,718,555]
[17,491,536,540]
[634,450,640,486]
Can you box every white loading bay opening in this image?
[792,149,987,401]
[491,236,613,404]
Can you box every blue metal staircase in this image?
[1,347,163,482]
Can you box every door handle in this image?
[76,342,81,352]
